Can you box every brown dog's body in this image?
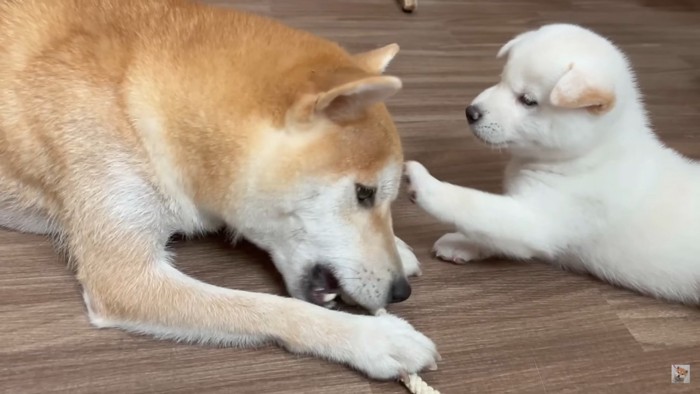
[0,0,437,379]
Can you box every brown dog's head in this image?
[122,12,410,311]
[231,44,409,311]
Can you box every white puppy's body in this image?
[405,24,700,304]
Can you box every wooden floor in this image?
[2,0,700,393]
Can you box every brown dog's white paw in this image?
[347,313,439,380]
[395,236,422,277]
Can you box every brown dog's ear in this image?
[550,64,615,114]
[314,75,402,121]
[353,44,400,73]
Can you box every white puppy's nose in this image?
[466,105,482,124]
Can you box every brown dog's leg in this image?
[64,180,437,379]
[72,220,344,348]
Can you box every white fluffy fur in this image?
[405,24,700,304]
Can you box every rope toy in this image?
[373,308,441,394]
[400,0,417,13]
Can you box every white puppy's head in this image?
[467,24,638,160]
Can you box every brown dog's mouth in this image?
[305,264,342,307]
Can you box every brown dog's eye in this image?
[355,184,376,208]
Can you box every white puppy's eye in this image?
[355,184,376,208]
[518,93,538,107]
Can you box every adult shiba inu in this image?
[0,0,439,379]
[405,24,700,304]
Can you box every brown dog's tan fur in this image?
[0,0,438,379]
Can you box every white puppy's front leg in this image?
[404,161,552,261]
[432,232,490,264]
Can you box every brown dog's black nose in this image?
[389,277,412,303]
[466,105,482,124]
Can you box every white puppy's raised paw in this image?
[349,314,439,380]
[403,161,443,213]
[395,236,422,277]
[433,232,484,264]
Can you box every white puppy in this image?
[405,23,700,304]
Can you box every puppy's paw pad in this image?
[434,252,471,265]
[432,232,481,264]
[403,161,438,207]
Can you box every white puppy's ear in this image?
[497,31,535,58]
[315,75,402,120]
[353,44,400,73]
[550,64,615,114]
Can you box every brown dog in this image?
[0,0,438,379]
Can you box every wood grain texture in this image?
[1,0,699,393]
